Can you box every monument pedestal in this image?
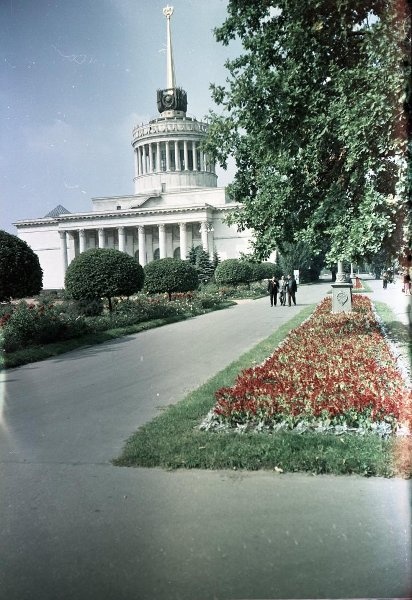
[331,282,353,313]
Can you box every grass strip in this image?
[114,301,411,478]
[2,302,235,369]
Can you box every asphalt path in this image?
[0,279,411,600]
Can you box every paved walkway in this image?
[363,273,411,327]
[0,279,411,600]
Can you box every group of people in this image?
[267,274,298,307]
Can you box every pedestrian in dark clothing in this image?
[382,271,388,289]
[267,276,279,306]
[287,274,297,306]
[279,276,287,305]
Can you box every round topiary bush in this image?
[65,248,144,311]
[0,230,43,301]
[144,258,199,300]
[253,261,283,280]
[214,259,253,286]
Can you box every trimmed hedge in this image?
[248,261,282,281]
[144,258,199,300]
[65,248,144,311]
[214,259,253,286]
[0,230,43,301]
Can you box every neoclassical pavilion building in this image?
[15,6,256,289]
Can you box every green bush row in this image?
[1,291,231,353]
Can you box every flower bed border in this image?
[200,296,411,438]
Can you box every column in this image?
[159,224,167,258]
[139,146,143,174]
[138,225,146,266]
[67,231,75,264]
[200,221,208,252]
[200,151,204,171]
[144,146,148,174]
[149,143,153,173]
[156,142,161,173]
[59,230,68,273]
[79,229,86,253]
[192,141,197,171]
[175,140,181,171]
[183,140,189,171]
[165,141,170,171]
[179,222,187,260]
[118,226,125,252]
[134,148,140,177]
[98,228,105,248]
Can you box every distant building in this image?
[15,7,264,289]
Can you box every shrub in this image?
[144,258,199,300]
[75,297,104,316]
[187,246,215,283]
[247,261,282,281]
[214,259,253,286]
[0,230,43,301]
[65,248,144,311]
[1,301,89,352]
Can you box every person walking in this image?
[267,276,279,307]
[382,270,388,289]
[403,270,411,295]
[279,276,287,306]
[287,274,297,306]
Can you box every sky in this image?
[1,0,240,233]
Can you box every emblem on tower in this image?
[157,6,187,115]
[162,5,174,19]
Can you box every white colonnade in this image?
[58,220,212,274]
[134,139,215,178]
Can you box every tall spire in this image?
[157,6,187,116]
[163,5,176,90]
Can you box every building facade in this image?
[14,7,260,289]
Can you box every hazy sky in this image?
[1,0,240,233]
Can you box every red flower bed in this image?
[210,296,412,435]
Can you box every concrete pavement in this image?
[0,279,411,600]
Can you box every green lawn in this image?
[113,301,411,478]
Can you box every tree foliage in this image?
[0,230,43,301]
[243,260,282,280]
[187,246,215,283]
[144,258,199,300]
[65,248,144,311]
[205,0,410,264]
[214,258,254,285]
[278,241,325,282]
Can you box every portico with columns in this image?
[55,216,215,272]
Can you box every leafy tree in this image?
[366,247,395,278]
[0,230,43,301]
[214,258,253,285]
[204,0,410,265]
[278,241,325,282]
[65,248,144,311]
[144,258,199,300]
